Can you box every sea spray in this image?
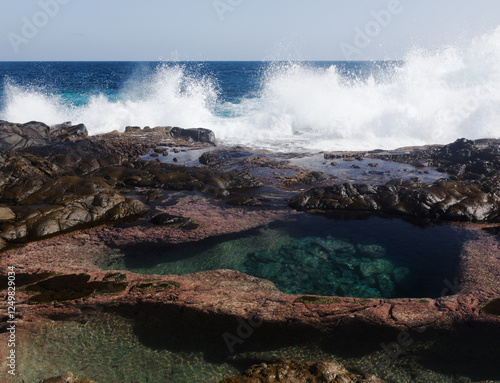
[1,63,219,135]
[1,28,500,151]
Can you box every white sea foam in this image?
[2,28,500,151]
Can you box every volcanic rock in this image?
[150,213,188,225]
[0,193,149,242]
[50,122,88,141]
[288,178,500,222]
[169,126,217,146]
[199,148,250,167]
[0,120,51,150]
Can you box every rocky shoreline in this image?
[1,121,499,382]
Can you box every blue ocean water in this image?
[1,30,500,152]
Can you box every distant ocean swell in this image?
[1,28,500,152]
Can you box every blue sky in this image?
[0,0,499,61]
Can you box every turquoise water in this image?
[101,215,467,299]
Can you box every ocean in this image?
[1,29,500,152]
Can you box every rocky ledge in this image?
[1,121,500,382]
[0,121,261,250]
[289,139,500,222]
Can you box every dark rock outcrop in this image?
[199,148,251,167]
[288,178,500,222]
[50,122,89,141]
[0,193,149,242]
[0,120,89,151]
[122,125,218,146]
[0,121,262,248]
[169,126,217,146]
[374,138,500,180]
[0,120,51,150]
[150,213,188,225]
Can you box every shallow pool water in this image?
[16,309,497,383]
[101,214,468,299]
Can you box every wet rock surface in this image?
[199,148,251,168]
[0,120,52,150]
[374,138,500,180]
[0,121,261,248]
[288,138,500,222]
[288,178,500,222]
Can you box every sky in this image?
[0,0,499,61]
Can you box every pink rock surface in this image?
[1,201,499,352]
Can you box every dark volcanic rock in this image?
[0,120,51,150]
[0,193,149,242]
[92,161,263,192]
[0,121,262,248]
[225,196,262,207]
[374,138,500,180]
[150,213,187,225]
[50,122,88,141]
[169,126,217,146]
[199,148,249,167]
[220,360,385,383]
[288,178,500,222]
[0,120,90,151]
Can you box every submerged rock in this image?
[220,360,385,383]
[244,236,397,298]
